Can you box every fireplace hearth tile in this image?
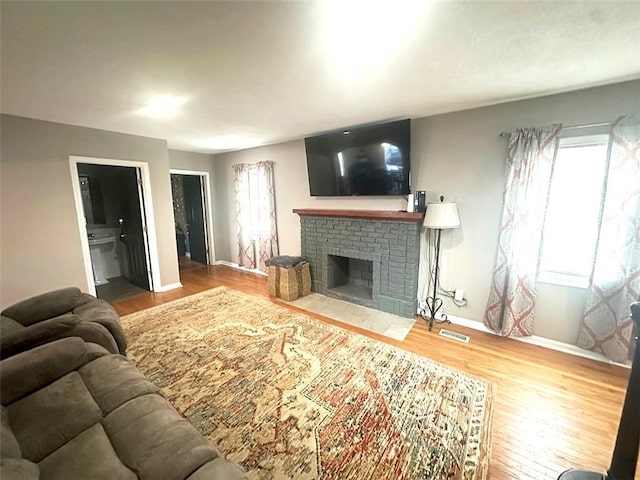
[288,293,416,341]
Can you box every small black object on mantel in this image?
[558,302,640,480]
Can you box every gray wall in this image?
[0,115,180,306]
[1,80,637,344]
[168,149,216,173]
[213,79,640,345]
[214,140,407,264]
[167,149,219,263]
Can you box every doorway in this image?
[70,156,160,300]
[170,170,214,271]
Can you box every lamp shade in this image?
[423,202,460,229]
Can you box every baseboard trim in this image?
[215,260,267,277]
[154,282,183,292]
[446,313,627,367]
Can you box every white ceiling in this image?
[2,1,640,154]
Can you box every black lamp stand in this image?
[420,226,449,331]
[558,302,640,480]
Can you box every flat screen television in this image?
[304,119,411,196]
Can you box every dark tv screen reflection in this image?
[304,119,411,196]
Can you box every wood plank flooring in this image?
[111,265,631,480]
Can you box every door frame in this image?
[170,169,216,264]
[69,155,160,296]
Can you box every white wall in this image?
[0,115,180,307]
[213,79,640,345]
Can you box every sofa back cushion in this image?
[8,372,102,463]
[0,314,81,360]
[1,316,24,337]
[2,288,85,326]
[1,338,89,405]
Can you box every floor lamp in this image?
[420,196,461,331]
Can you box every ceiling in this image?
[2,1,640,154]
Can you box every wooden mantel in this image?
[293,208,424,222]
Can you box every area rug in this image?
[288,293,416,341]
[121,287,493,480]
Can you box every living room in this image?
[1,2,639,479]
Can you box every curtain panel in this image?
[255,161,279,271]
[232,161,279,272]
[484,124,562,336]
[233,163,255,269]
[577,116,640,363]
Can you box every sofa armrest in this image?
[0,338,96,405]
[73,300,128,354]
[1,288,87,326]
[84,342,112,361]
[0,314,81,359]
[62,323,119,354]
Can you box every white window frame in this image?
[538,132,610,289]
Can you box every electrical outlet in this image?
[454,289,464,302]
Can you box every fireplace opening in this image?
[327,254,373,301]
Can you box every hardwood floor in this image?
[111,265,630,480]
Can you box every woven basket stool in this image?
[268,262,311,301]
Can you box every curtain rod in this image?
[499,121,612,138]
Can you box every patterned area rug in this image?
[121,287,493,480]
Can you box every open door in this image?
[118,168,151,290]
[183,175,208,264]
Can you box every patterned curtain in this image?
[233,161,279,271]
[484,124,562,336]
[233,163,254,268]
[577,116,640,363]
[255,161,279,271]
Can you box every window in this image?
[538,134,609,287]
[233,161,278,271]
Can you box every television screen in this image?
[304,119,411,196]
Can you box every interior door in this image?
[183,175,208,264]
[119,168,151,290]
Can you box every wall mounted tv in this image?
[304,119,411,197]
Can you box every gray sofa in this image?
[1,287,127,358]
[0,337,247,480]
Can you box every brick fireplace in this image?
[294,209,423,318]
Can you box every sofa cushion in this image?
[39,424,136,480]
[1,338,90,405]
[187,458,248,480]
[8,372,102,462]
[1,406,21,459]
[0,458,39,479]
[80,355,160,414]
[1,316,24,336]
[2,288,85,326]
[104,394,219,480]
